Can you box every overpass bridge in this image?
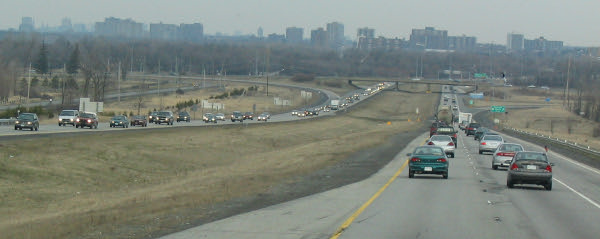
[348,79,479,94]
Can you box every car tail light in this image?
[453,133,457,138]
[497,152,515,157]
[545,165,552,172]
[468,127,473,130]
[410,157,420,162]
[448,142,454,146]
[437,158,447,162]
[481,142,487,145]
[510,163,518,170]
[428,142,434,145]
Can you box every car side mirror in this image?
[406,153,412,157]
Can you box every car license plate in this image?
[526,165,537,170]
[424,167,433,172]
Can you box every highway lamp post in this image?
[26,63,32,112]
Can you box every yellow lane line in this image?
[330,159,409,239]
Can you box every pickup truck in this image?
[431,126,458,148]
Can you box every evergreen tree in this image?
[34,41,49,75]
[50,76,60,89]
[66,44,80,75]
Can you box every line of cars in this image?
[410,118,553,190]
[461,122,554,190]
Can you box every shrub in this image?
[291,74,315,82]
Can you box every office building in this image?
[19,17,34,32]
[311,27,328,47]
[326,22,344,49]
[410,27,448,49]
[286,27,303,43]
[95,17,144,38]
[150,23,179,40]
[506,32,524,52]
[449,35,477,51]
[180,23,204,42]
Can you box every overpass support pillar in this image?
[396,82,399,91]
[427,83,431,93]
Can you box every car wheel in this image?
[95,124,98,129]
[75,125,79,128]
[408,170,414,178]
[479,150,482,154]
[507,180,514,188]
[30,127,34,131]
[545,180,552,191]
[492,165,498,170]
[35,126,38,131]
[14,127,17,130]
[443,173,448,179]
[58,123,61,126]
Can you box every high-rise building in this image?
[506,33,524,52]
[60,18,72,32]
[357,27,375,39]
[257,27,264,38]
[286,27,303,44]
[311,27,328,47]
[150,22,179,40]
[326,22,344,49]
[448,35,477,51]
[524,36,563,53]
[180,23,204,42]
[357,27,375,49]
[19,17,34,32]
[410,27,448,49]
[95,17,144,38]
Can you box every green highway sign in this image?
[474,73,488,78]
[491,106,505,113]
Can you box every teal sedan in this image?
[407,146,449,179]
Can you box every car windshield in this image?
[134,116,144,119]
[80,113,94,118]
[158,112,170,116]
[60,111,75,116]
[113,116,126,120]
[18,114,34,120]
[179,112,188,116]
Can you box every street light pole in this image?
[26,63,32,112]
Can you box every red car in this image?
[76,112,99,129]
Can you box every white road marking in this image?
[554,178,600,209]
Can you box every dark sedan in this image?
[131,115,148,127]
[177,111,191,122]
[243,112,254,120]
[14,113,39,131]
[407,145,449,179]
[110,115,129,128]
[507,151,553,190]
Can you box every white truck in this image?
[458,112,472,129]
[330,100,340,110]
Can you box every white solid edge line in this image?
[554,178,600,210]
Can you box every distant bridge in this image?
[348,79,479,94]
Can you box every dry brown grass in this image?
[0,85,435,239]
[470,86,600,150]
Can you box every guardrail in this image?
[0,118,16,126]
[503,127,600,158]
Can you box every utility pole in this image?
[118,62,121,102]
[26,63,31,111]
[203,67,206,88]
[565,56,571,109]
[266,46,270,96]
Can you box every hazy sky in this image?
[1,0,598,46]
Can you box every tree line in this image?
[0,32,598,122]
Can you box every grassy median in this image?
[0,86,435,239]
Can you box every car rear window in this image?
[516,153,547,162]
[414,147,444,155]
[431,135,452,141]
[500,144,523,152]
[483,135,503,141]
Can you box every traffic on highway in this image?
[160,86,600,239]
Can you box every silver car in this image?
[507,151,553,190]
[479,134,504,154]
[492,143,524,170]
[426,135,455,158]
[215,113,225,121]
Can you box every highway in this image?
[159,87,600,239]
[0,81,386,136]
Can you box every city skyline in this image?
[1,0,599,46]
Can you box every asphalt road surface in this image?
[159,87,600,239]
